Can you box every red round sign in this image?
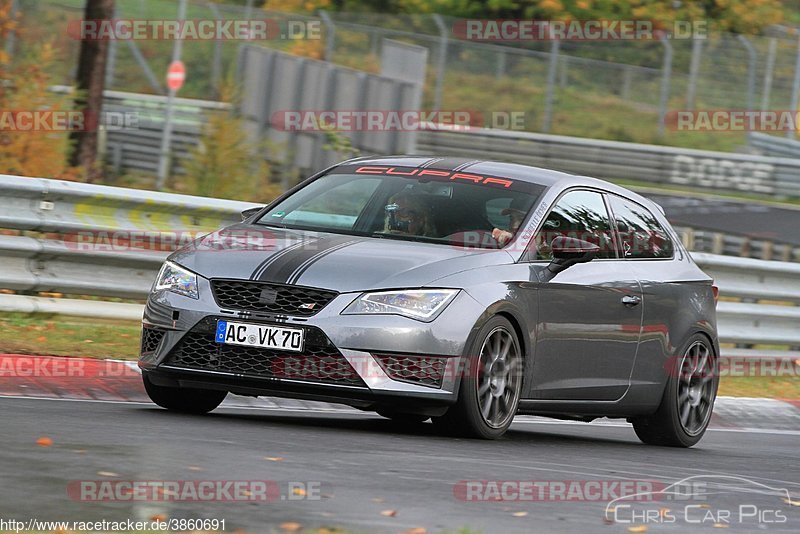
[166,60,186,91]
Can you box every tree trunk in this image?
[68,0,114,182]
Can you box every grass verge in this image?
[0,313,142,360]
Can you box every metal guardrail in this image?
[0,177,798,360]
[748,132,800,160]
[52,86,231,176]
[416,127,800,197]
[676,226,800,263]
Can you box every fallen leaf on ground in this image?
[512,511,528,517]
[627,527,648,533]
[404,528,426,534]
[264,456,284,461]
[371,497,385,503]
[783,497,800,506]
[292,487,306,496]
[36,436,53,447]
[279,522,302,532]
[380,510,397,517]
[150,514,167,522]
[713,524,729,529]
[97,471,119,477]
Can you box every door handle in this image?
[621,295,642,306]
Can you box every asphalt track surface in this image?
[1,396,798,533]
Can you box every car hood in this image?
[169,224,513,292]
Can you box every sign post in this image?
[156,0,188,190]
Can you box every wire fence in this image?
[7,1,800,152]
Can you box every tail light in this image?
[712,283,719,304]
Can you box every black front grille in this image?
[373,354,448,388]
[210,280,337,316]
[140,327,166,354]
[165,320,364,387]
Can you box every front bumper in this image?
[138,280,486,410]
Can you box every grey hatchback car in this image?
[139,156,719,447]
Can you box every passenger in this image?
[384,191,437,237]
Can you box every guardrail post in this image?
[432,14,449,112]
[620,66,632,100]
[712,233,724,255]
[787,36,800,140]
[542,38,560,133]
[657,33,673,138]
[497,49,507,79]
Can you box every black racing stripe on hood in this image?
[286,238,362,285]
[249,240,307,280]
[257,235,356,283]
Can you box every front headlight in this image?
[153,261,199,299]
[342,289,459,321]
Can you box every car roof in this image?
[340,155,665,214]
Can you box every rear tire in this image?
[432,316,523,439]
[632,334,718,447]
[142,373,227,414]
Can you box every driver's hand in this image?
[492,227,513,246]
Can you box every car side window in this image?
[608,195,674,259]
[532,190,616,260]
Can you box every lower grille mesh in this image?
[373,354,447,388]
[165,321,364,387]
[140,327,166,354]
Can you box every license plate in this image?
[215,320,304,352]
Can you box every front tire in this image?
[432,316,523,439]
[142,373,227,414]
[632,334,718,447]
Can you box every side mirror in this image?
[241,207,264,222]
[548,236,600,274]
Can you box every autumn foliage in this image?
[265,0,784,34]
[0,1,81,179]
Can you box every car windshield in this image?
[256,165,546,249]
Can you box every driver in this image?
[491,198,527,246]
[384,191,436,237]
